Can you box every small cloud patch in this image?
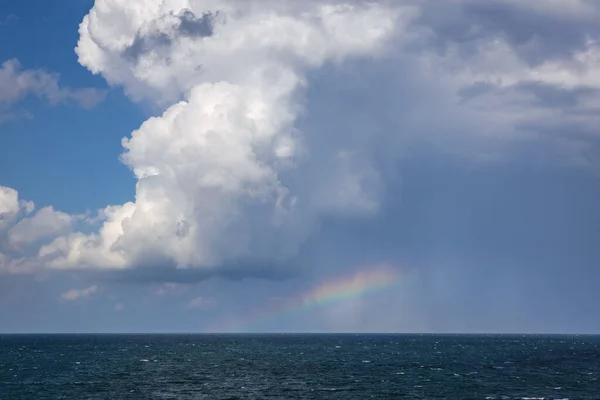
[61,285,99,301]
[186,296,218,310]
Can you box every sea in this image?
[0,334,598,399]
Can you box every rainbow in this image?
[293,267,401,309]
[208,265,408,332]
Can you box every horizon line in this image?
[1,332,599,336]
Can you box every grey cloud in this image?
[124,32,173,62]
[457,80,600,160]
[97,262,298,284]
[459,81,600,110]
[516,83,600,111]
[291,145,600,332]
[178,10,219,37]
[125,10,219,61]
[293,53,600,331]
[414,0,600,65]
[457,82,496,102]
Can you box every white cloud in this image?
[0,186,81,273]
[8,206,75,249]
[75,1,403,103]
[26,0,401,272]
[0,186,23,232]
[61,285,99,301]
[0,186,33,230]
[0,59,106,123]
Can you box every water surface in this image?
[1,334,598,399]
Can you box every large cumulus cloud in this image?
[2,0,403,275]
[1,0,599,280]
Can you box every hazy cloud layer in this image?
[0,59,106,124]
[0,14,18,26]
[186,296,218,310]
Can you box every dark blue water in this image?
[0,334,598,399]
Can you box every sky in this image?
[0,0,599,334]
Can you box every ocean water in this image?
[0,334,598,399]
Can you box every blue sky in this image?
[0,0,141,211]
[1,0,599,333]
